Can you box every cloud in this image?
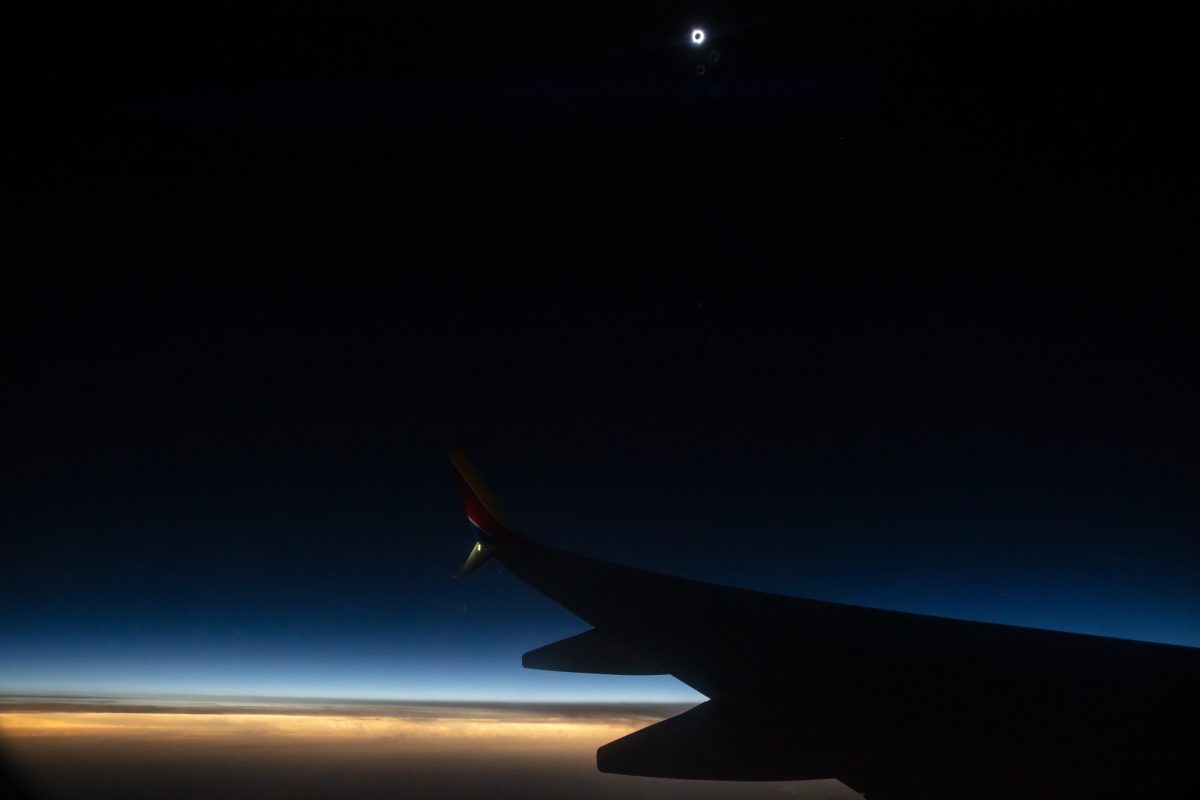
[0,695,693,737]
[0,695,860,800]
[0,696,693,721]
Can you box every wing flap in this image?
[522,628,667,675]
[597,700,858,783]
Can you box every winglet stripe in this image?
[449,450,521,543]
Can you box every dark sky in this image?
[5,2,1198,701]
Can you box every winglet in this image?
[449,450,524,575]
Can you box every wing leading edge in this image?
[448,452,1200,800]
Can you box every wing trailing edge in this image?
[522,628,668,675]
[597,700,859,783]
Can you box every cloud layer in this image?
[0,695,858,800]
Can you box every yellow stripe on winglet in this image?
[448,449,513,530]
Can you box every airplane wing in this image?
[448,451,1200,800]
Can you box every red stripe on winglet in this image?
[455,472,515,541]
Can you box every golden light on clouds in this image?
[0,698,862,799]
[0,709,636,745]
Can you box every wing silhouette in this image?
[449,451,1199,800]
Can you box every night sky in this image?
[4,3,1198,796]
